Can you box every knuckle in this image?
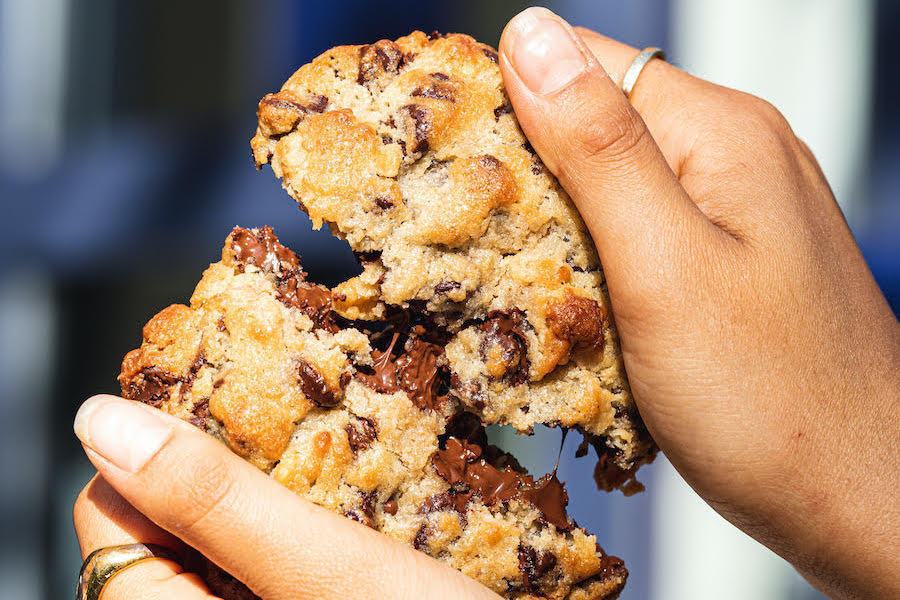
[741,93,794,140]
[573,105,649,165]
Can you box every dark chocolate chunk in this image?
[518,545,558,593]
[374,196,394,210]
[297,360,339,407]
[383,498,398,515]
[519,474,571,530]
[430,72,449,81]
[402,104,431,154]
[411,82,456,102]
[276,277,335,331]
[345,416,378,454]
[434,280,460,294]
[229,226,302,275]
[481,47,499,63]
[356,327,450,411]
[358,40,406,85]
[493,103,513,120]
[431,433,573,530]
[127,366,179,407]
[480,310,530,384]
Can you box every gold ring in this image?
[621,47,666,99]
[76,543,181,600]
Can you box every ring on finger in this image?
[77,543,181,600]
[621,46,666,99]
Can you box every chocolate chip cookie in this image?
[250,31,654,478]
[120,227,627,599]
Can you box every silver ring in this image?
[621,47,666,99]
[77,543,181,600]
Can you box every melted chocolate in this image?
[356,327,449,411]
[128,367,179,407]
[480,310,530,384]
[229,226,300,274]
[518,545,558,593]
[345,417,378,454]
[297,360,340,407]
[229,227,336,331]
[430,435,573,531]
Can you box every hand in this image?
[73,395,499,600]
[498,7,900,600]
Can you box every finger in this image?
[74,395,500,600]
[571,26,710,177]
[74,475,218,599]
[499,7,727,306]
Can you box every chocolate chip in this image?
[297,360,339,407]
[383,498,398,515]
[430,72,449,81]
[545,293,606,351]
[229,226,301,275]
[518,545,558,593]
[413,523,430,551]
[427,31,445,40]
[345,416,378,454]
[126,367,179,407]
[402,104,431,154]
[420,492,470,517]
[374,196,394,210]
[358,40,406,85]
[480,310,530,385]
[481,47,499,63]
[434,280,460,294]
[306,94,329,113]
[493,103,513,121]
[411,83,455,102]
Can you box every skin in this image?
[73,7,900,600]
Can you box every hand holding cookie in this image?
[500,7,899,600]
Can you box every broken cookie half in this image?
[120,227,628,600]
[250,31,655,479]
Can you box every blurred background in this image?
[1,1,897,598]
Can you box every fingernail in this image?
[504,7,588,95]
[74,395,173,473]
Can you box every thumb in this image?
[499,7,722,302]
